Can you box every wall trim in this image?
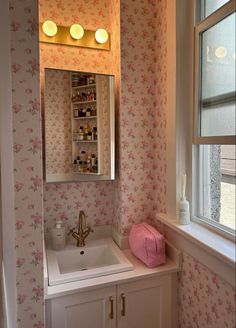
[0,0,17,326]
[156,213,235,287]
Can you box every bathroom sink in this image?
[46,238,133,286]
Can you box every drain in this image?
[80,268,88,271]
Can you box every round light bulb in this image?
[42,20,58,37]
[95,28,109,44]
[70,24,84,40]
[215,46,227,59]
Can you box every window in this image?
[193,0,236,237]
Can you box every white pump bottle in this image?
[178,174,190,225]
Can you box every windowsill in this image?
[156,213,235,268]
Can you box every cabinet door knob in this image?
[121,293,126,316]
[109,296,114,319]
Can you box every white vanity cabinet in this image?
[47,275,172,328]
[49,285,116,328]
[117,275,172,328]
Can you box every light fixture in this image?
[42,20,58,37]
[95,28,109,44]
[40,23,110,50]
[215,46,227,58]
[70,24,84,40]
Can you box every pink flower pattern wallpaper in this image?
[44,69,72,174]
[10,0,44,326]
[39,0,120,238]
[178,253,236,328]
[114,0,167,236]
[7,0,235,326]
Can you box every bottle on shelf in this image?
[92,127,97,140]
[80,150,87,161]
[81,92,86,101]
[74,107,79,118]
[91,154,96,166]
[73,129,78,141]
[73,159,77,172]
[86,107,92,117]
[87,132,92,141]
[76,91,82,102]
[78,126,84,140]
[84,123,91,140]
[91,106,96,116]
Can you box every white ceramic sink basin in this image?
[46,238,133,286]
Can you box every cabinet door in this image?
[51,286,116,328]
[117,275,172,328]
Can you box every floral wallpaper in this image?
[44,69,72,174]
[178,253,236,328]
[43,181,115,237]
[39,0,119,237]
[10,0,44,327]
[8,0,235,327]
[113,0,167,236]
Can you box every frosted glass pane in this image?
[200,12,236,137]
[203,0,230,18]
[201,103,235,136]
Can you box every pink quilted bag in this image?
[129,223,166,268]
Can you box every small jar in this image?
[86,107,92,117]
[91,154,96,166]
[87,132,92,141]
[80,151,86,162]
[78,127,84,140]
[74,108,79,117]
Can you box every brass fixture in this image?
[71,210,93,247]
[39,23,110,50]
[121,293,126,316]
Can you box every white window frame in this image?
[192,0,236,240]
[194,0,236,145]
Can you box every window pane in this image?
[200,12,236,137]
[203,0,230,18]
[199,145,235,231]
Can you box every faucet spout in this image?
[71,210,93,247]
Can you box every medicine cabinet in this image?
[44,68,115,183]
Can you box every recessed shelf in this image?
[72,100,96,104]
[73,172,99,175]
[73,140,97,143]
[72,83,96,89]
[73,116,97,120]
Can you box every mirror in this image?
[44,68,115,183]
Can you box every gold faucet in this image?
[71,210,93,247]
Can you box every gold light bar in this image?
[39,23,110,51]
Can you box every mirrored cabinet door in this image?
[44,68,115,183]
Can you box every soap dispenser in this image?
[51,220,66,250]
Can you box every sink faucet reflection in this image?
[71,210,93,247]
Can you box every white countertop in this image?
[45,240,181,299]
